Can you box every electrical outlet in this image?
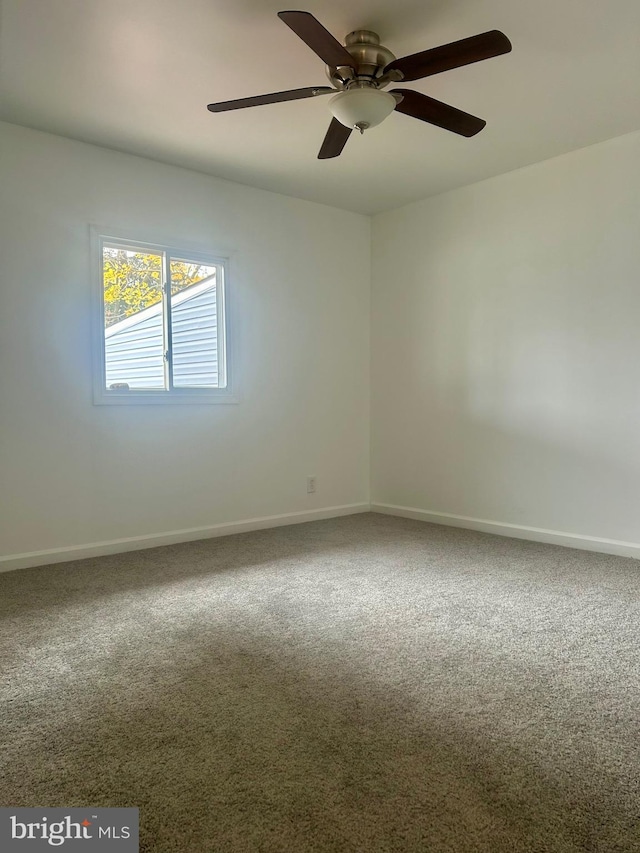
[306,476,317,494]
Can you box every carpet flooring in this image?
[1,513,639,852]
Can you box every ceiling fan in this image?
[207,11,512,159]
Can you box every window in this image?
[93,232,234,404]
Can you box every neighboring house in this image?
[105,276,218,389]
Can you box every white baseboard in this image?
[371,503,640,560]
[0,503,371,573]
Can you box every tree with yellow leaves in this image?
[103,249,211,327]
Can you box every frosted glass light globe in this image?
[329,88,396,131]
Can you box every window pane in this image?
[170,260,221,388]
[103,247,166,390]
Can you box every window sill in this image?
[93,390,239,406]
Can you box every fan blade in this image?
[318,118,352,159]
[391,89,486,137]
[278,11,357,68]
[385,30,511,81]
[208,86,333,112]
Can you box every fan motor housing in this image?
[326,30,396,89]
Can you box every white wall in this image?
[0,122,370,564]
[3,121,639,567]
[371,131,640,547]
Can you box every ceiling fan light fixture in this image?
[208,12,513,158]
[328,88,396,132]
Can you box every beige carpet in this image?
[1,513,639,852]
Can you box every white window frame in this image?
[91,228,237,405]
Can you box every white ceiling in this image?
[1,0,639,214]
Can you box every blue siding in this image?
[104,311,165,389]
[172,285,218,388]
[104,279,219,389]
